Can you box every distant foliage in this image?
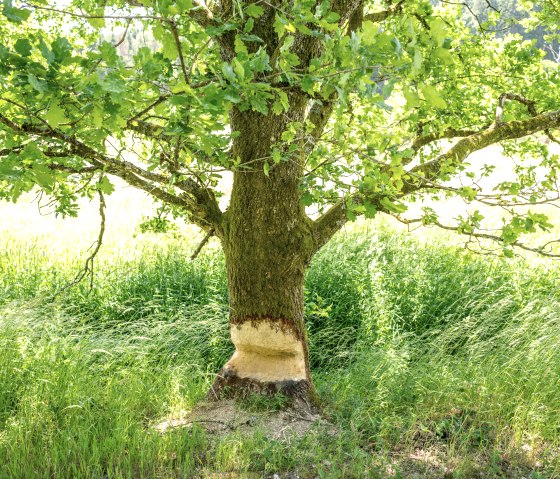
[461,0,560,61]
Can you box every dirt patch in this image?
[387,446,451,479]
[385,443,550,479]
[154,399,335,440]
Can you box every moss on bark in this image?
[210,103,319,403]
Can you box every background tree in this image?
[458,0,560,61]
[1,0,559,406]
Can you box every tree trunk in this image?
[207,105,319,407]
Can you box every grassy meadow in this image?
[1,188,559,478]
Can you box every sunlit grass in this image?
[1,188,560,478]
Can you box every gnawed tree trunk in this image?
[207,105,319,406]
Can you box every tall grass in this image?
[1,219,559,477]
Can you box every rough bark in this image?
[207,101,319,407]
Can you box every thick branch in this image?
[306,99,335,147]
[403,110,560,194]
[493,93,560,143]
[363,0,405,23]
[303,0,403,151]
[313,108,560,248]
[0,114,224,234]
[312,200,349,251]
[411,126,488,153]
[312,192,390,252]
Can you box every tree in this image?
[1,0,559,406]
[460,0,560,61]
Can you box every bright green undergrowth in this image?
[1,222,559,478]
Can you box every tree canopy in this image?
[1,0,560,257]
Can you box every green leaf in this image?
[392,37,402,57]
[271,88,289,114]
[245,4,264,18]
[429,17,447,46]
[250,94,269,114]
[86,9,106,28]
[222,63,236,82]
[273,15,286,36]
[162,33,178,60]
[244,17,254,32]
[364,201,377,219]
[14,38,32,57]
[27,74,47,93]
[503,248,514,258]
[434,47,453,65]
[277,90,289,111]
[176,0,193,11]
[281,52,300,67]
[239,33,264,44]
[97,177,115,194]
[420,84,447,109]
[38,37,55,64]
[380,196,407,213]
[0,158,21,180]
[21,142,43,160]
[234,36,249,56]
[281,128,296,142]
[99,41,118,66]
[99,74,126,94]
[32,164,55,189]
[224,91,241,103]
[345,204,357,221]
[412,49,423,72]
[301,76,314,95]
[92,106,104,128]
[361,21,378,46]
[403,87,419,108]
[263,161,270,176]
[45,103,67,128]
[51,37,72,63]
[0,43,8,62]
[2,0,30,22]
[324,11,340,23]
[232,58,245,80]
[301,191,313,206]
[458,186,477,201]
[272,148,281,163]
[272,99,284,115]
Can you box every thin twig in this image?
[190,229,214,260]
[54,189,107,296]
[23,2,163,20]
[166,18,189,84]
[393,215,560,258]
[128,95,171,122]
